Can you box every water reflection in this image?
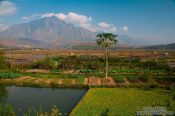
[0,86,87,116]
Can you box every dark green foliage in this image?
[31,57,56,69]
[0,72,21,79]
[0,104,15,116]
[0,49,7,69]
[80,69,94,73]
[101,108,109,116]
[51,69,63,74]
[69,74,85,78]
[96,33,118,48]
[126,75,140,82]
[144,43,175,49]
[30,55,170,74]
[111,75,125,83]
[139,60,169,70]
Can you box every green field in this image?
[71,88,174,116]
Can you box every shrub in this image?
[111,75,125,83]
[31,57,56,69]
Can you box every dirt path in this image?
[16,76,34,82]
[85,77,116,86]
[23,69,50,73]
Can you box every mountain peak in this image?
[0,16,96,48]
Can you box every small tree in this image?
[96,33,118,78]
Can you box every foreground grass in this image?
[71,88,172,116]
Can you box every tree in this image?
[96,33,118,78]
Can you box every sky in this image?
[0,0,175,44]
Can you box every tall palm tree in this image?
[96,33,118,78]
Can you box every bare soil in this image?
[85,77,116,85]
[23,69,50,73]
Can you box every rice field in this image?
[71,88,173,116]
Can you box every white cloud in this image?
[122,26,128,32]
[41,12,94,31]
[0,1,17,16]
[0,24,8,31]
[22,14,42,22]
[22,12,117,33]
[98,22,117,33]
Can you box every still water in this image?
[0,86,87,116]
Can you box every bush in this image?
[31,57,56,69]
[111,75,125,83]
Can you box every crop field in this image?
[0,49,174,88]
[71,88,174,116]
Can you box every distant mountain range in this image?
[143,43,175,49]
[0,16,174,48]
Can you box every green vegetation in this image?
[0,104,61,116]
[31,57,56,70]
[71,88,173,116]
[0,54,174,88]
[110,75,125,83]
[0,104,15,116]
[0,49,174,115]
[0,49,7,69]
[0,72,21,79]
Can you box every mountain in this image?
[0,16,170,48]
[143,43,175,49]
[0,16,96,48]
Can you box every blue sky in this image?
[0,0,175,44]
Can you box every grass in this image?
[71,88,172,116]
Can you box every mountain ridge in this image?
[0,16,96,48]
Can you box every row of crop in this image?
[50,68,166,74]
[109,69,164,73]
[110,74,156,83]
[0,72,21,79]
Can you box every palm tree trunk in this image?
[105,48,108,78]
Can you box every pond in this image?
[0,86,87,116]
